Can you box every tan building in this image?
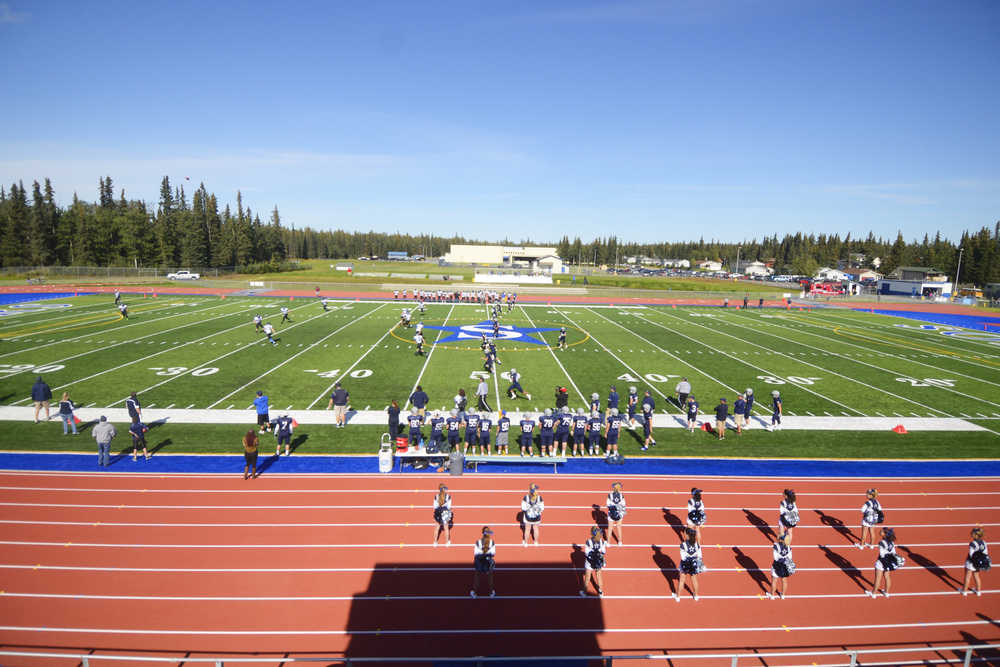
[442,244,563,273]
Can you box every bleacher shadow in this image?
[742,509,777,542]
[958,631,1000,667]
[897,545,963,590]
[661,508,685,540]
[818,545,870,591]
[814,509,858,544]
[148,438,171,456]
[732,546,770,592]
[343,558,606,665]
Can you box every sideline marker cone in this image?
[892,424,907,434]
[290,296,294,301]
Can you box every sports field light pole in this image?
[736,245,742,276]
[953,246,964,301]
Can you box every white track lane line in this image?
[717,314,1000,411]
[101,300,323,408]
[0,619,991,636]
[0,540,978,548]
[0,589,992,602]
[207,304,386,409]
[519,305,586,405]
[624,309,867,417]
[309,305,400,409]
[402,303,455,412]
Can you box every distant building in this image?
[887,266,947,282]
[879,278,953,299]
[386,251,409,261]
[442,244,563,273]
[697,260,723,271]
[743,261,773,277]
[816,267,850,281]
[847,269,882,282]
[663,259,691,268]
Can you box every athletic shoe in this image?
[673,593,680,602]
[962,590,969,596]
[579,590,586,597]
[976,589,982,597]
[522,540,527,547]
[866,590,874,598]
[490,590,496,598]
[526,394,532,400]
[470,590,476,598]
[446,541,451,547]
[765,592,773,599]
[433,542,437,547]
[693,595,699,601]
[882,591,889,598]
[857,543,864,550]
[640,446,647,451]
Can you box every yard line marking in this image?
[519,305,586,405]
[208,304,386,410]
[0,619,991,637]
[185,404,194,409]
[164,404,174,409]
[812,309,1000,357]
[402,303,456,412]
[97,301,321,408]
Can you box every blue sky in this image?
[1,0,997,243]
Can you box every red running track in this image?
[0,471,997,666]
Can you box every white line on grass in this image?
[307,305,396,410]
[519,306,586,405]
[0,299,131,332]
[206,304,386,409]
[402,303,456,412]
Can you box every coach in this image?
[327,382,350,428]
[409,385,429,417]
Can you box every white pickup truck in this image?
[167,270,200,281]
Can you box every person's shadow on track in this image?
[591,504,608,535]
[898,545,963,590]
[814,510,858,544]
[732,547,769,592]
[742,509,777,542]
[818,544,870,591]
[661,508,685,540]
[651,545,677,596]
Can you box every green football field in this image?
[1,293,998,456]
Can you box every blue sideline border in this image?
[1,452,998,477]
[854,307,1000,331]
[0,292,95,307]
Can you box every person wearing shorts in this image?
[31,376,52,423]
[521,483,544,546]
[471,527,496,598]
[962,526,990,596]
[869,527,903,598]
[686,488,707,542]
[579,526,608,597]
[274,414,294,457]
[253,391,270,433]
[768,532,795,599]
[242,430,258,479]
[519,413,535,456]
[433,484,453,547]
[495,411,510,454]
[327,383,349,427]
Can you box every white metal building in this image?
[442,244,563,273]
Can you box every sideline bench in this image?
[465,454,567,473]
[392,448,446,472]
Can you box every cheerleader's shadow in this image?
[570,543,587,571]
[661,508,685,540]
[814,510,859,544]
[731,547,769,592]
[591,505,608,532]
[897,545,962,590]
[818,544,871,591]
[651,545,678,595]
[742,509,777,542]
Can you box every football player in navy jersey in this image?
[406,408,424,448]
[506,368,532,400]
[607,386,620,412]
[495,411,511,455]
[769,391,783,431]
[604,408,623,458]
[478,413,493,455]
[626,387,639,429]
[429,411,445,452]
[588,410,604,456]
[640,403,656,450]
[590,392,601,415]
[572,408,589,457]
[641,390,655,415]
[274,414,295,457]
[733,393,747,435]
[686,396,700,433]
[553,407,569,456]
[744,388,755,429]
[519,413,536,456]
[557,327,567,350]
[446,409,462,450]
[538,408,556,456]
[464,409,481,454]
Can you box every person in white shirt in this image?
[280,306,291,323]
[859,488,884,550]
[777,489,799,543]
[606,482,626,545]
[868,527,903,598]
[321,298,329,311]
[521,483,544,546]
[767,532,795,599]
[675,527,705,601]
[675,377,691,409]
[962,526,990,597]
[686,488,707,543]
[432,483,453,547]
[414,332,424,356]
[253,314,263,332]
[471,526,496,598]
[579,526,608,598]
[262,323,277,346]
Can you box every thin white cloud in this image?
[0,3,28,23]
[822,183,936,206]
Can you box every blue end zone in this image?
[0,292,94,306]
[854,308,1000,331]
[1,452,997,477]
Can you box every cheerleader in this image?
[471,526,496,598]
[778,489,799,543]
[432,484,453,547]
[868,527,904,598]
[521,483,544,546]
[859,488,884,550]
[675,527,705,601]
[579,526,608,597]
[767,532,795,599]
[606,482,626,546]
[686,488,707,542]
[962,526,991,596]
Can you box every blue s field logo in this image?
[424,321,561,346]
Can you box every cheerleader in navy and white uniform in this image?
[521,483,544,546]
[686,488,707,542]
[868,527,904,598]
[859,488,884,550]
[471,526,496,598]
[606,482,626,546]
[777,489,799,543]
[432,483,453,547]
[579,526,608,597]
[767,532,795,599]
[962,526,991,596]
[675,527,705,601]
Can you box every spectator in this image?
[454,388,468,423]
[57,392,78,435]
[31,376,52,423]
[409,386,429,417]
[253,391,270,433]
[674,377,691,411]
[387,400,400,440]
[243,430,259,480]
[129,419,149,461]
[125,391,141,425]
[476,378,491,412]
[714,398,729,440]
[92,416,116,468]
[327,382,350,427]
